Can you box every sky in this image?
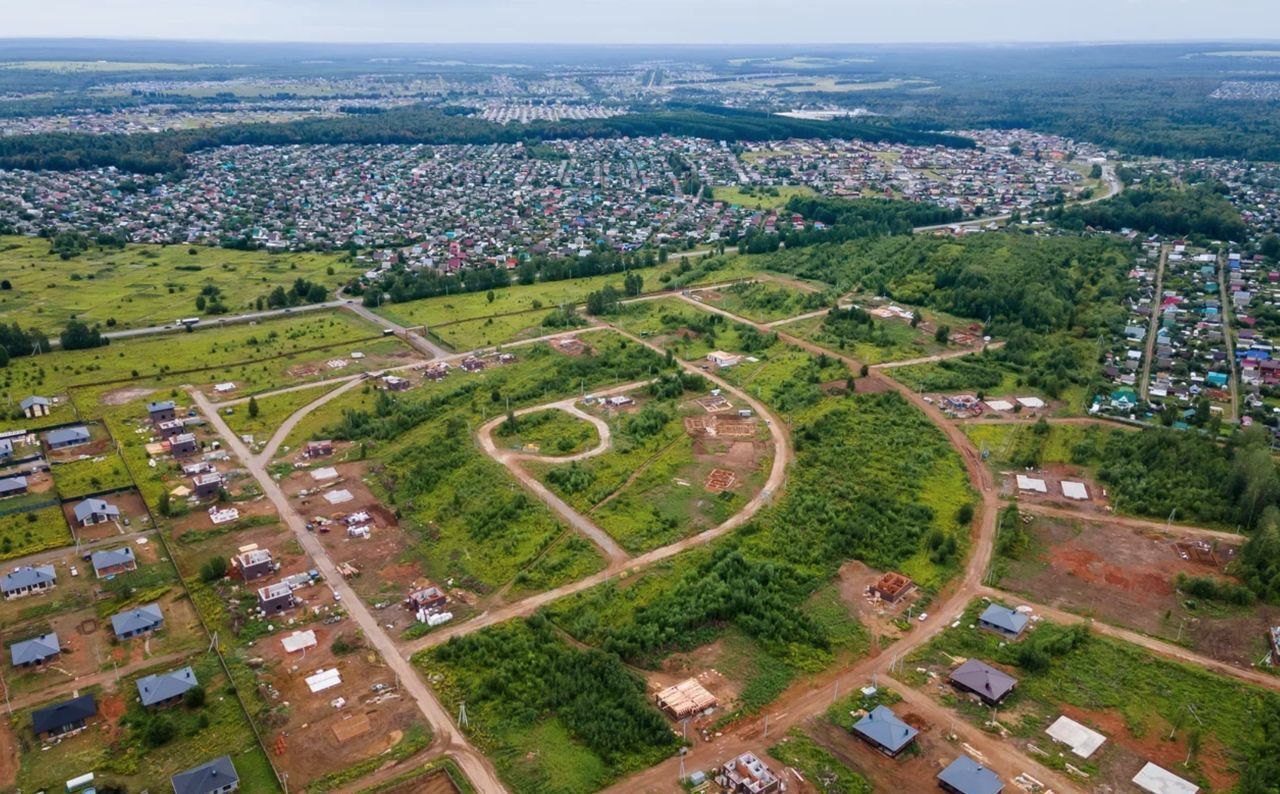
[3,0,1278,44]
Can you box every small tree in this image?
[934,325,951,344]
[183,685,206,708]
[247,396,260,419]
[199,556,228,583]
[157,490,171,517]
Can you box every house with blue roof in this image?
[978,603,1029,639]
[2,565,56,599]
[46,425,91,450]
[137,665,198,709]
[11,632,60,668]
[111,603,164,639]
[938,756,1004,794]
[851,704,918,757]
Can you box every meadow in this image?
[0,504,70,560]
[493,408,599,457]
[0,235,350,332]
[711,185,817,210]
[695,278,829,323]
[784,311,941,364]
[221,381,344,442]
[51,451,133,498]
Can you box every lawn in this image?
[493,408,599,457]
[222,381,343,443]
[415,617,679,794]
[430,311,560,351]
[0,235,352,333]
[51,451,133,498]
[2,310,388,400]
[712,185,817,210]
[0,504,70,560]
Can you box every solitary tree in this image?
[247,396,260,419]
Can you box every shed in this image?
[20,395,51,418]
[851,705,918,757]
[938,756,1003,794]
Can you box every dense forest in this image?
[1051,185,1247,241]
[0,105,972,174]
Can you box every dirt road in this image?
[1016,503,1243,543]
[3,648,189,712]
[189,389,508,794]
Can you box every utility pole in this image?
[458,701,469,728]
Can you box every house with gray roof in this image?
[171,754,239,794]
[851,704,919,757]
[949,659,1018,706]
[938,755,1004,794]
[91,545,136,577]
[74,497,121,527]
[20,395,50,418]
[137,665,198,709]
[2,565,56,599]
[32,693,95,739]
[46,425,90,450]
[978,603,1029,639]
[10,632,60,668]
[0,476,27,498]
[111,603,164,639]
[148,400,177,423]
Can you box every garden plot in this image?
[61,488,150,543]
[994,512,1280,668]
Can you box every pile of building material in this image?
[655,678,717,719]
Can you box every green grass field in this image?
[222,381,343,442]
[51,451,133,498]
[712,185,817,210]
[695,279,829,323]
[0,504,70,560]
[785,313,941,364]
[2,310,391,401]
[0,236,352,332]
[961,422,1118,471]
[493,408,599,456]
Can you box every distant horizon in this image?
[3,0,1277,47]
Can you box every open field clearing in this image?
[221,380,342,442]
[991,509,1280,669]
[611,297,778,364]
[0,503,70,560]
[689,278,829,323]
[1,310,389,401]
[50,450,133,498]
[711,185,816,210]
[907,598,1280,793]
[372,253,762,330]
[0,235,349,332]
[785,312,938,364]
[492,407,600,457]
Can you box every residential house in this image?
[1,565,56,599]
[10,632,60,668]
[192,472,223,499]
[707,351,742,368]
[170,433,198,456]
[233,548,274,581]
[851,704,919,757]
[305,440,333,458]
[91,545,137,578]
[46,426,90,450]
[157,419,187,439]
[32,694,96,739]
[20,395,51,418]
[382,375,411,391]
[171,755,239,794]
[137,665,198,709]
[948,659,1018,706]
[148,401,177,423]
[978,603,1029,639]
[111,603,164,639]
[74,497,121,527]
[937,756,1004,794]
[257,582,296,615]
[0,476,27,498]
[405,586,447,612]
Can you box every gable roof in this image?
[111,603,163,636]
[20,395,50,410]
[91,545,135,572]
[1,565,56,593]
[10,632,59,665]
[137,665,198,706]
[46,426,90,446]
[75,498,121,523]
[171,754,239,794]
[32,694,96,735]
[949,658,1018,702]
[852,705,918,753]
[938,755,1004,794]
[979,603,1029,635]
[0,476,27,492]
